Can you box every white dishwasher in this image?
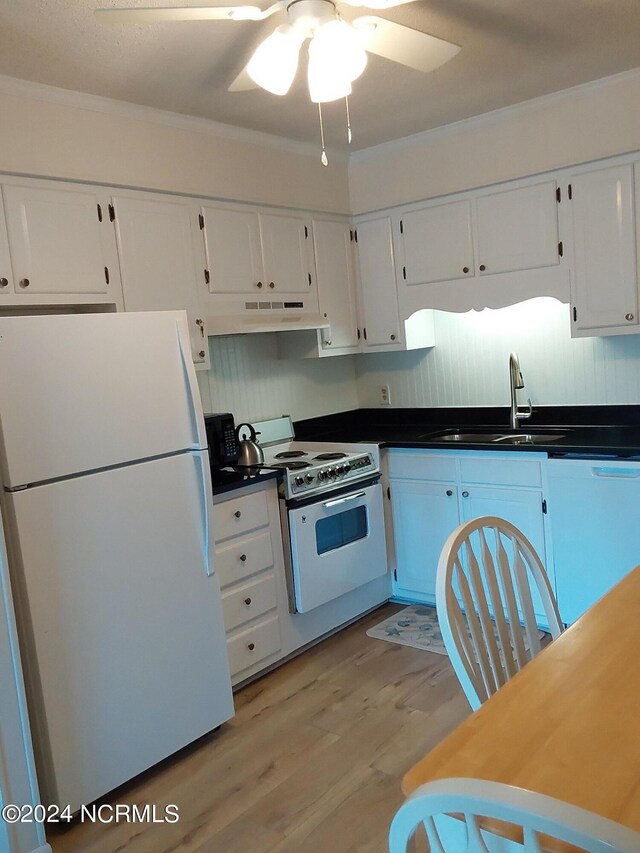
[547,457,640,624]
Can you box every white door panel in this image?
[6,451,232,811]
[201,205,263,295]
[0,312,205,487]
[260,212,313,294]
[356,216,402,349]
[402,200,474,285]
[313,219,359,353]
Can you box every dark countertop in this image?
[211,466,281,496]
[293,406,640,458]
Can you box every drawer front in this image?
[215,529,274,589]
[227,615,282,677]
[215,489,269,541]
[222,573,278,632]
[459,456,542,488]
[387,450,457,482]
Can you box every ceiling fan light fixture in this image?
[307,20,367,103]
[247,25,304,96]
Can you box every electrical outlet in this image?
[379,384,391,406]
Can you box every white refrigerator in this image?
[0,311,234,814]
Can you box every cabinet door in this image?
[112,195,208,366]
[475,181,560,276]
[259,212,314,294]
[570,164,638,331]
[312,219,359,354]
[0,201,13,297]
[391,480,459,599]
[548,459,640,624]
[401,200,474,285]
[201,204,263,296]
[2,183,110,295]
[356,216,402,350]
[460,485,549,619]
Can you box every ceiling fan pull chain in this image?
[318,103,329,166]
[345,96,352,145]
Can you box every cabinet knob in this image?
[244,597,252,606]
[268,281,275,289]
[323,339,332,347]
[19,278,30,288]
[446,489,453,497]
[256,281,263,289]
[247,642,256,651]
[234,510,242,518]
[626,313,635,321]
[462,267,469,274]
[462,490,469,498]
[0,277,8,288]
[390,334,396,341]
[239,553,247,562]
[479,265,486,272]
[198,350,206,359]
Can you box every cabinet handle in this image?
[234,510,242,518]
[479,265,486,272]
[626,313,635,321]
[239,553,247,562]
[462,267,469,274]
[0,277,8,288]
[244,597,252,606]
[256,281,263,289]
[247,642,256,651]
[19,278,30,288]
[462,490,469,498]
[390,334,396,341]
[268,281,275,289]
[446,489,453,496]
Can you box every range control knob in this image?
[304,473,314,484]
[336,464,345,474]
[318,470,328,481]
[328,468,337,478]
[343,462,351,473]
[294,476,304,486]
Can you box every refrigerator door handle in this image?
[194,452,215,577]
[175,317,207,450]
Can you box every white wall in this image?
[198,334,359,422]
[356,299,640,409]
[0,77,350,214]
[349,69,640,214]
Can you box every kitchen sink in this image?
[421,429,567,444]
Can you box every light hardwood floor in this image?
[46,604,469,853]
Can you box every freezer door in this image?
[0,311,207,488]
[4,450,232,811]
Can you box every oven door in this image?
[287,480,387,613]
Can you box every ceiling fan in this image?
[96,1,460,100]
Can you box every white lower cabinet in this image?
[387,450,551,621]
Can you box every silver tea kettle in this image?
[235,422,265,467]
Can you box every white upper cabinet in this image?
[200,205,263,296]
[401,200,474,285]
[0,202,13,298]
[2,182,116,299]
[111,193,209,367]
[312,218,359,354]
[259,212,314,294]
[474,181,560,275]
[355,215,404,351]
[568,163,638,334]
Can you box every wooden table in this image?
[402,565,640,834]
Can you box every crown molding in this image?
[349,66,640,163]
[0,73,348,162]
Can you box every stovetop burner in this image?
[275,450,308,459]
[313,452,348,461]
[271,460,311,470]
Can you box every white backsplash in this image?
[198,333,359,422]
[356,298,640,408]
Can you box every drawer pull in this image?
[244,597,252,606]
[446,489,453,496]
[19,278,30,288]
[0,277,8,288]
[247,642,255,651]
[239,553,247,562]
[234,510,242,518]
[462,490,469,498]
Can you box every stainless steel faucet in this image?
[508,352,533,430]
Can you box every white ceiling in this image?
[1,0,640,150]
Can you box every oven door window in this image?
[315,505,368,555]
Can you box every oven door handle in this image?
[323,491,366,509]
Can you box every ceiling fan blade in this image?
[228,65,260,91]
[342,0,420,9]
[353,16,460,73]
[95,4,284,24]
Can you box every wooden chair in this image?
[389,777,640,852]
[435,516,563,711]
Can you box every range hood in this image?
[207,311,329,336]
